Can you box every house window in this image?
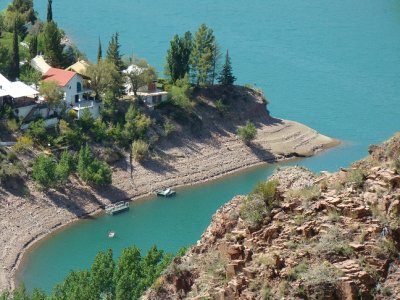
[77,82,82,93]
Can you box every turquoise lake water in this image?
[11,0,400,292]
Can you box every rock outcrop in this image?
[141,133,400,299]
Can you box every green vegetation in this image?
[237,121,257,145]
[1,246,174,300]
[0,148,24,185]
[132,140,150,162]
[169,74,193,111]
[345,168,365,189]
[165,31,192,83]
[77,145,112,186]
[125,57,156,96]
[300,261,342,299]
[240,180,279,226]
[218,50,236,86]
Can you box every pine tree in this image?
[97,37,102,62]
[29,34,37,59]
[47,0,53,22]
[10,20,20,80]
[190,24,217,86]
[218,50,236,86]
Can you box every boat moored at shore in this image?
[105,201,129,215]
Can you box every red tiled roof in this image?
[42,68,76,87]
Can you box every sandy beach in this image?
[0,115,339,291]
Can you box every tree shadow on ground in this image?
[248,142,277,163]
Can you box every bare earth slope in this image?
[141,133,400,300]
[0,86,338,291]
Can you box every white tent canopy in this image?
[0,73,38,99]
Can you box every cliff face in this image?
[142,133,400,299]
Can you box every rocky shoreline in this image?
[1,85,340,291]
[0,117,338,292]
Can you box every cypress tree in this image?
[165,31,192,83]
[47,0,53,22]
[10,20,20,80]
[106,32,125,97]
[218,50,236,86]
[43,21,64,67]
[97,37,102,62]
[29,34,38,59]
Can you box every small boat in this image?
[105,201,129,215]
[108,231,115,238]
[155,188,176,197]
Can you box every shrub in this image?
[249,180,279,206]
[237,121,257,145]
[314,226,353,257]
[68,109,78,120]
[168,74,193,111]
[240,180,279,226]
[346,168,365,189]
[6,118,19,132]
[215,99,227,115]
[90,119,107,142]
[163,119,175,137]
[13,135,33,152]
[301,262,341,299]
[27,119,47,144]
[395,155,400,174]
[32,154,57,188]
[132,140,150,162]
[286,185,320,204]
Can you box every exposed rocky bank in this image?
[0,86,338,291]
[142,133,400,299]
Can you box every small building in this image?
[124,64,168,108]
[137,81,168,108]
[30,55,52,74]
[42,68,100,119]
[0,73,39,120]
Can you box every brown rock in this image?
[338,280,358,300]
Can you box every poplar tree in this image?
[97,37,102,62]
[47,0,53,22]
[218,50,236,86]
[190,23,217,86]
[165,31,192,83]
[10,20,20,80]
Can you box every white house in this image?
[42,68,100,119]
[124,64,168,108]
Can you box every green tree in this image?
[106,32,125,97]
[52,270,95,300]
[43,21,64,67]
[55,150,75,183]
[190,23,217,86]
[4,0,36,35]
[10,20,20,81]
[27,119,47,143]
[91,249,115,298]
[124,104,151,142]
[125,58,157,96]
[32,154,57,188]
[165,31,192,83]
[237,121,257,145]
[46,0,52,23]
[77,108,94,131]
[86,60,119,100]
[97,37,102,62]
[19,66,41,87]
[218,50,236,86]
[169,74,193,111]
[29,34,38,59]
[114,246,142,300]
[39,80,63,116]
[78,145,112,186]
[0,46,11,77]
